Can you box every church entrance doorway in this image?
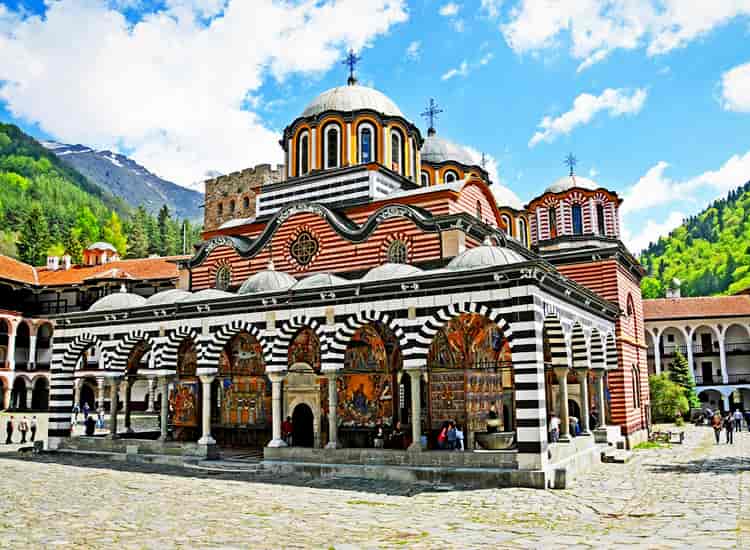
[292,403,314,447]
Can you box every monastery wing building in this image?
[47,73,650,488]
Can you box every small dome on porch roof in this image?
[362,263,423,282]
[447,245,525,270]
[177,289,234,302]
[293,272,349,290]
[89,292,146,312]
[145,289,192,306]
[238,269,297,295]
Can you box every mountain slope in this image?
[43,141,203,220]
[640,180,750,298]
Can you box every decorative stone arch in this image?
[570,322,588,369]
[202,320,272,368]
[110,329,156,372]
[605,333,618,370]
[542,313,567,367]
[157,326,200,371]
[589,328,605,369]
[60,333,101,372]
[326,310,409,371]
[270,315,328,372]
[412,302,514,365]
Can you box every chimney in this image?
[46,255,59,271]
[666,278,681,299]
[62,255,72,270]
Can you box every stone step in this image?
[601,448,633,464]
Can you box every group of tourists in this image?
[710,408,748,445]
[72,402,105,435]
[436,420,465,450]
[373,419,408,449]
[4,416,37,444]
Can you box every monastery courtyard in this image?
[0,425,746,549]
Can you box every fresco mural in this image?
[172,339,200,439]
[217,333,270,426]
[288,328,320,371]
[126,342,149,374]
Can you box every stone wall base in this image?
[57,436,218,460]
[624,428,649,449]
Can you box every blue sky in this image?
[1,0,749,253]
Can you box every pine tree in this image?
[126,206,150,258]
[17,202,51,266]
[668,350,700,408]
[63,229,84,264]
[157,205,178,256]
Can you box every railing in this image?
[649,341,750,357]
[694,374,750,385]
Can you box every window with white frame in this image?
[358,123,374,164]
[390,130,403,174]
[444,170,458,183]
[215,265,231,290]
[298,131,310,175]
[324,124,341,169]
[421,171,430,186]
[518,217,529,247]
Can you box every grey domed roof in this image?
[491,183,524,210]
[177,289,234,303]
[145,289,192,306]
[238,269,297,295]
[544,175,600,195]
[362,263,423,282]
[293,272,349,290]
[301,85,404,118]
[86,241,118,252]
[447,246,525,270]
[89,292,146,312]
[421,134,476,166]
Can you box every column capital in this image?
[553,366,570,378]
[590,367,606,379]
[267,371,287,383]
[573,366,590,379]
[198,374,215,385]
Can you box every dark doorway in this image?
[12,378,27,409]
[80,383,95,410]
[701,362,713,384]
[31,379,49,410]
[567,399,581,420]
[700,334,712,353]
[292,403,314,447]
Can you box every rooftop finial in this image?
[421,98,444,137]
[564,152,577,177]
[343,48,361,85]
[481,152,487,169]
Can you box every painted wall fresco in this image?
[217,333,270,426]
[170,381,199,428]
[288,328,320,371]
[177,339,198,377]
[427,313,511,368]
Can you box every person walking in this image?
[711,413,723,444]
[5,416,13,444]
[549,414,560,443]
[733,409,744,432]
[724,412,735,445]
[447,421,457,450]
[97,407,105,430]
[281,416,293,446]
[455,424,465,451]
[72,403,79,426]
[30,416,37,442]
[745,409,750,433]
[18,416,28,444]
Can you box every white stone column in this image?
[159,377,169,441]
[406,368,423,451]
[198,375,215,445]
[109,378,120,438]
[722,393,731,412]
[592,369,607,429]
[575,368,591,435]
[147,378,156,413]
[719,339,729,384]
[554,367,571,442]
[2,387,10,410]
[26,387,33,411]
[28,334,37,369]
[73,378,81,409]
[684,327,696,379]
[653,330,662,374]
[325,371,339,449]
[310,127,317,171]
[6,321,16,371]
[96,377,105,409]
[267,372,287,447]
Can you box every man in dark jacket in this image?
[5,416,13,444]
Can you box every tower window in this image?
[391,130,403,174]
[324,124,341,169]
[298,132,309,175]
[359,125,373,164]
[572,204,583,235]
[229,200,236,214]
[215,265,231,290]
[217,203,224,218]
[476,200,483,222]
[501,214,512,235]
[243,196,250,210]
[548,207,558,238]
[444,170,458,183]
[518,218,529,247]
[597,203,606,235]
[421,172,430,186]
[387,240,408,264]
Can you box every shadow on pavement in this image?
[645,455,750,475]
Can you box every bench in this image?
[650,430,685,444]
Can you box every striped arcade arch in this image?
[589,328,605,369]
[157,326,199,371]
[411,302,514,365]
[570,322,588,369]
[60,333,101,372]
[110,329,155,372]
[201,320,272,369]
[326,310,409,371]
[605,333,618,370]
[543,313,567,367]
[270,315,328,371]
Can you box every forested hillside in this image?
[640,180,750,298]
[0,123,201,266]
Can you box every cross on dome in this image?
[421,98,444,136]
[564,153,578,177]
[343,48,361,86]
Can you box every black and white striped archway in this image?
[270,315,329,371]
[542,313,567,367]
[110,329,156,372]
[325,310,409,371]
[201,320,272,369]
[157,326,200,371]
[570,322,588,369]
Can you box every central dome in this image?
[421,134,476,167]
[544,175,600,195]
[301,85,404,118]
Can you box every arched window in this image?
[476,200,483,221]
[444,170,459,183]
[572,203,583,235]
[390,129,403,174]
[518,218,529,247]
[632,366,640,408]
[298,131,309,176]
[596,203,606,235]
[217,202,224,218]
[324,124,341,169]
[243,196,250,210]
[420,171,430,186]
[358,123,375,164]
[229,200,236,214]
[548,207,558,238]
[501,214,512,236]
[215,265,231,290]
[387,240,408,264]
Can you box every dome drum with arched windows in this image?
[419,133,489,187]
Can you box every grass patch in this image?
[345,499,392,506]
[633,441,670,450]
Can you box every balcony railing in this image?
[648,341,750,357]
[694,374,750,386]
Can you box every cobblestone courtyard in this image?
[0,425,748,549]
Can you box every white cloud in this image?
[479,52,494,65]
[720,60,750,112]
[0,0,408,189]
[501,0,750,71]
[439,3,461,17]
[405,40,421,61]
[441,60,469,80]
[589,167,599,177]
[621,150,750,214]
[528,88,647,147]
[480,0,502,19]
[623,211,685,254]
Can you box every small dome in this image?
[219,217,255,230]
[421,134,476,167]
[238,269,297,295]
[362,263,423,282]
[544,175,600,195]
[177,289,234,303]
[301,85,404,118]
[89,292,146,312]
[491,183,524,210]
[293,272,349,290]
[86,241,118,252]
[145,289,192,306]
[447,245,525,270]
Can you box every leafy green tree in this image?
[0,230,17,258]
[17,202,51,266]
[102,211,127,256]
[668,351,700,408]
[73,206,101,246]
[63,229,84,264]
[649,373,689,422]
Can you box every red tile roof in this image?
[643,296,750,320]
[0,254,38,285]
